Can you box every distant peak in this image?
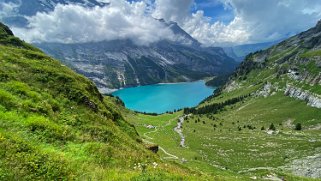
[155,18,178,26]
[316,19,321,30]
[168,21,178,25]
[155,18,166,23]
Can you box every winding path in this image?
[142,115,181,160]
[143,139,178,159]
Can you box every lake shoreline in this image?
[111,80,215,114]
[102,79,213,94]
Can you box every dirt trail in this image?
[142,115,181,160]
[143,139,178,159]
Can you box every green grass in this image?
[300,49,321,58]
[2,19,321,180]
[124,36,321,180]
[0,23,210,180]
[126,91,321,180]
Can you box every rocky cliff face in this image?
[285,85,321,109]
[37,39,237,93]
[34,18,237,93]
[220,20,321,110]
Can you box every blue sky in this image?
[128,0,235,24]
[193,0,234,24]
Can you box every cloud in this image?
[181,10,249,46]
[12,0,175,45]
[151,0,321,46]
[179,0,321,46]
[0,1,20,18]
[6,0,321,46]
[222,0,321,44]
[153,0,193,23]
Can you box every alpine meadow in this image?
[0,0,321,181]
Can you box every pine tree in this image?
[269,123,276,131]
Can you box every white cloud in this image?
[151,0,321,46]
[12,0,175,45]
[183,0,321,46]
[6,0,321,46]
[153,0,193,23]
[221,0,321,44]
[0,1,20,18]
[181,10,249,46]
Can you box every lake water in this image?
[112,81,215,114]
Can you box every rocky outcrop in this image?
[224,80,241,92]
[284,85,321,108]
[283,152,321,178]
[288,68,321,85]
[256,82,273,97]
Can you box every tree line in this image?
[184,94,250,115]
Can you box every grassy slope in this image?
[126,106,320,181]
[0,22,208,180]
[124,110,248,181]
[126,22,321,181]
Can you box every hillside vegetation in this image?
[126,21,321,181]
[0,22,209,180]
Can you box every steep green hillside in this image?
[185,20,321,179]
[126,21,321,181]
[0,22,207,180]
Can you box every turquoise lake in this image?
[112,81,215,114]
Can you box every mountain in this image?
[223,41,280,62]
[35,20,237,93]
[1,0,238,93]
[122,20,321,181]
[0,22,210,180]
[37,37,237,93]
[158,19,201,48]
[180,20,321,179]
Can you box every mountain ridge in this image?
[36,20,237,93]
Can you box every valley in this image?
[124,93,321,180]
[122,20,321,180]
[0,22,211,180]
[1,18,320,180]
[1,0,321,180]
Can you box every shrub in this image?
[269,123,276,131]
[0,89,18,110]
[295,123,302,130]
